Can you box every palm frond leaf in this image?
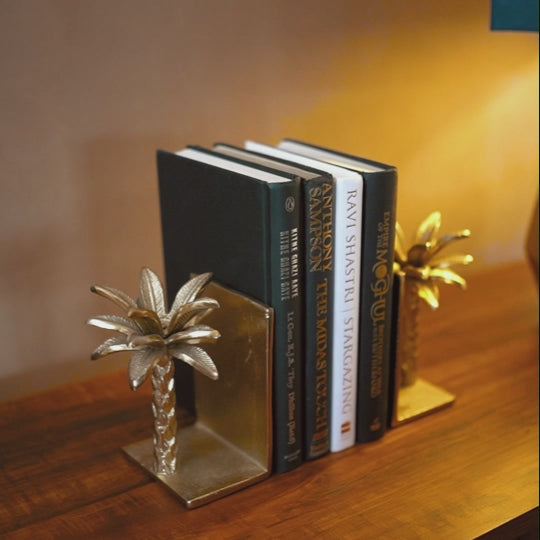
[417,281,440,310]
[127,307,163,335]
[91,336,131,360]
[168,273,213,315]
[431,254,474,269]
[415,211,441,245]
[129,334,165,349]
[166,324,221,346]
[87,315,142,335]
[138,267,166,318]
[128,348,165,390]
[90,285,137,312]
[429,268,467,289]
[166,297,220,335]
[429,229,471,258]
[169,343,219,380]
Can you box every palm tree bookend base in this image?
[88,271,273,509]
[391,212,473,427]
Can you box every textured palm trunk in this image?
[398,277,419,388]
[151,357,178,474]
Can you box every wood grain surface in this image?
[0,262,537,539]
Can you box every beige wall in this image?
[0,0,537,397]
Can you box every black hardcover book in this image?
[277,139,398,442]
[212,143,335,460]
[157,147,303,472]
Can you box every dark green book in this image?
[277,139,398,443]
[212,143,335,460]
[157,147,303,473]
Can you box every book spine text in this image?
[330,179,363,452]
[304,178,334,459]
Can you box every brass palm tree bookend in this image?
[88,269,273,508]
[391,212,473,426]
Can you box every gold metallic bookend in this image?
[87,269,220,474]
[123,280,273,509]
[391,212,473,426]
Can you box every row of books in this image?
[157,138,397,473]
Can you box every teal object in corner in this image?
[491,0,539,32]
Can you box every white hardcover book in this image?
[245,140,363,452]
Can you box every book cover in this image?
[278,139,398,442]
[245,141,363,453]
[157,147,303,473]
[212,143,335,460]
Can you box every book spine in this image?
[356,170,398,442]
[303,176,334,460]
[268,180,304,473]
[330,176,363,452]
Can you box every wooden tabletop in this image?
[1,262,538,539]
